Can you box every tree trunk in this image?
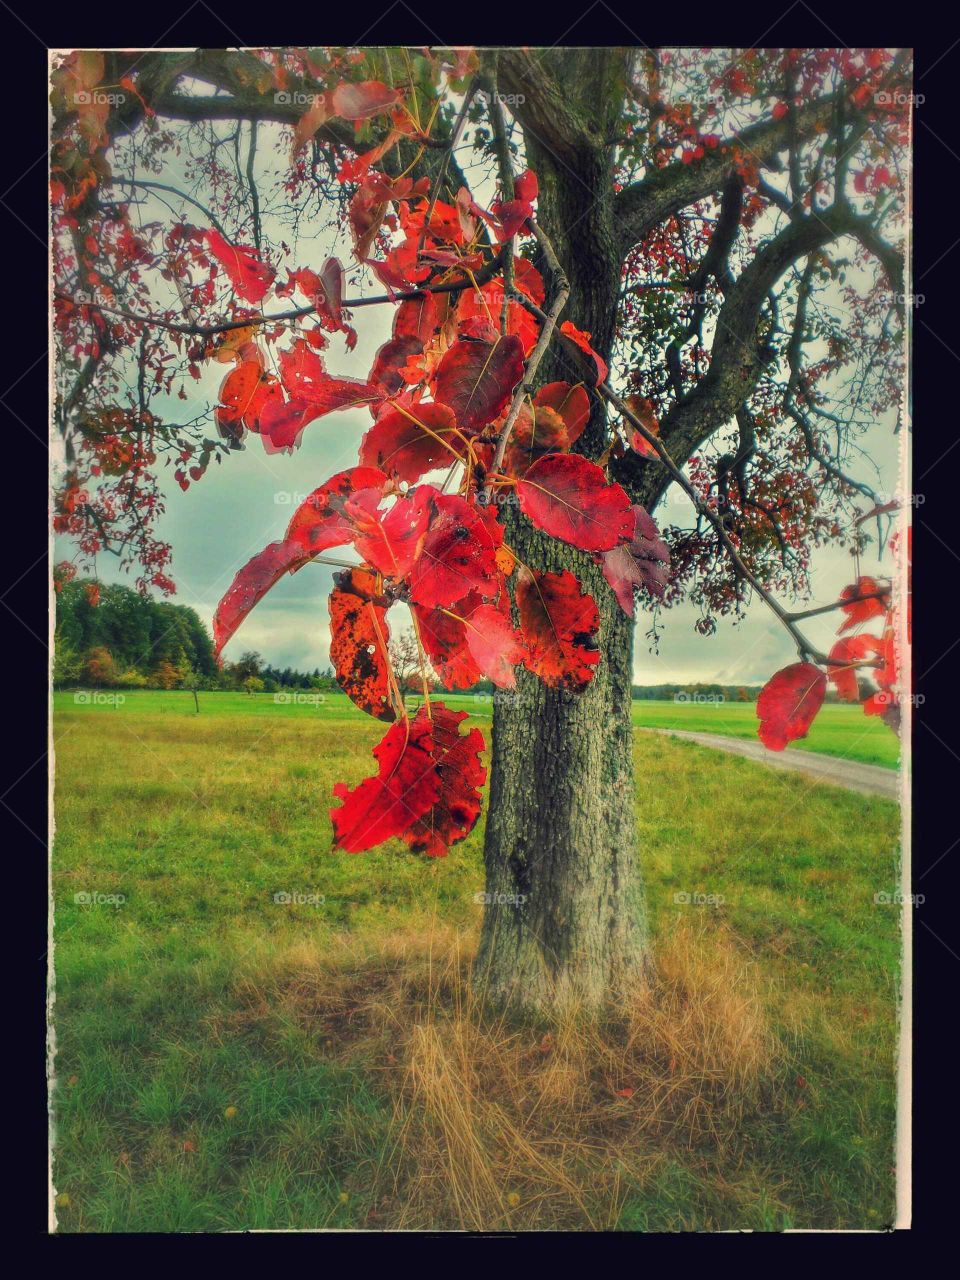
[474,71,650,1015]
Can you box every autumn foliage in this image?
[51,46,910,862]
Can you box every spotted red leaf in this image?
[328,568,395,721]
[433,335,524,431]
[359,402,461,482]
[285,466,389,554]
[601,504,671,616]
[205,229,275,304]
[330,710,438,852]
[460,600,525,688]
[517,453,633,552]
[213,539,307,656]
[401,703,487,857]
[756,662,826,751]
[409,493,503,608]
[515,567,600,691]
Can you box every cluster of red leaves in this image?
[756,537,907,751]
[207,161,670,856]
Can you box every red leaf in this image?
[601,504,671,616]
[827,635,881,701]
[213,539,307,656]
[331,711,438,852]
[837,576,888,632]
[413,594,484,689]
[517,453,633,552]
[756,662,826,751]
[328,568,395,721]
[393,292,438,345]
[534,382,590,444]
[369,334,424,396]
[346,487,433,579]
[400,704,487,857]
[205,229,275,304]
[434,336,525,431]
[285,466,389,554]
[495,403,570,477]
[458,598,524,688]
[330,80,402,121]
[559,321,608,384]
[359,402,461,482]
[515,567,600,691]
[409,493,503,608]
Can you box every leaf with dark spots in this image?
[330,710,438,852]
[328,568,396,721]
[409,493,503,608]
[515,567,600,691]
[285,466,389,554]
[345,487,434,579]
[400,704,486,858]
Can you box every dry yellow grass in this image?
[237,919,784,1230]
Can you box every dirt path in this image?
[644,728,900,800]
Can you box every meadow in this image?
[50,691,903,1232]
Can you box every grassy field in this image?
[51,692,903,1232]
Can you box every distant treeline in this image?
[54,579,336,693]
[631,683,761,702]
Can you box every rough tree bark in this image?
[473,52,651,1016]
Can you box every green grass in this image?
[51,691,903,1232]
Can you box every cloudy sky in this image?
[55,108,907,685]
